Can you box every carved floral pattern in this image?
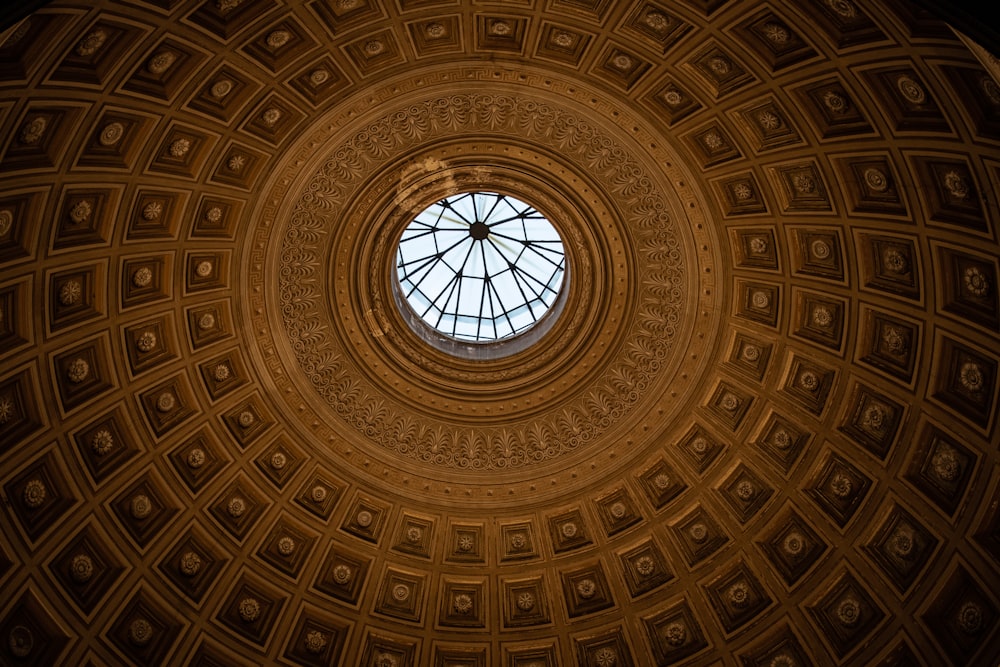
[273,91,687,469]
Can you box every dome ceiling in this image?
[1,0,1000,665]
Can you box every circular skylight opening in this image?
[396,192,567,343]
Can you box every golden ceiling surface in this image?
[1,0,1000,664]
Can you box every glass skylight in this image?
[396,192,566,342]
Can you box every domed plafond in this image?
[0,0,999,665]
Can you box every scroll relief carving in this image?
[276,93,688,469]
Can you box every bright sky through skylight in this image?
[396,192,566,342]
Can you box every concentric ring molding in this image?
[244,62,722,499]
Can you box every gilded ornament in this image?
[269,451,286,469]
[227,496,246,518]
[782,532,805,556]
[146,51,176,74]
[958,601,984,634]
[332,564,352,584]
[720,392,740,411]
[664,622,686,646]
[266,30,291,49]
[798,371,819,392]
[662,90,684,106]
[576,578,596,598]
[792,173,816,194]
[810,239,832,259]
[943,170,970,200]
[612,54,633,71]
[552,31,573,48]
[277,536,296,555]
[594,647,617,667]
[155,391,176,413]
[130,494,152,519]
[8,626,32,658]
[180,550,202,576]
[489,20,512,36]
[305,630,327,654]
[829,473,853,498]
[67,357,90,383]
[762,23,789,43]
[197,312,217,330]
[732,182,753,200]
[91,429,114,455]
[882,248,907,274]
[727,581,750,608]
[864,167,888,192]
[757,110,781,130]
[135,330,157,352]
[238,597,260,622]
[58,280,82,305]
[187,447,206,468]
[142,201,163,221]
[70,554,94,582]
[959,361,985,392]
[214,363,231,382]
[98,122,124,146]
[932,446,961,481]
[0,396,14,424]
[825,0,857,18]
[689,523,708,543]
[707,56,731,75]
[128,618,153,645]
[888,526,914,559]
[812,306,832,328]
[168,138,190,158]
[132,266,153,288]
[452,593,473,614]
[635,555,655,576]
[76,29,108,56]
[210,79,233,99]
[896,74,926,105]
[836,597,861,626]
[822,90,848,114]
[69,200,93,224]
[0,209,12,236]
[749,236,768,254]
[964,266,990,297]
[19,116,47,145]
[261,107,282,127]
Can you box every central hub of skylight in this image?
[396,192,566,343]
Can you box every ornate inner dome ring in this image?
[246,65,720,499]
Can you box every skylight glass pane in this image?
[396,192,566,342]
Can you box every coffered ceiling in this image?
[1,0,1000,665]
